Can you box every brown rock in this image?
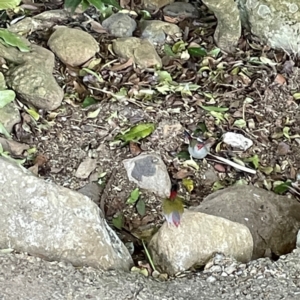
[193,185,300,259]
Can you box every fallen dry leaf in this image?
[274,74,286,85]
[129,141,142,156]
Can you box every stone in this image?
[0,102,21,133]
[113,37,162,68]
[75,157,97,179]
[8,10,69,35]
[201,0,241,53]
[149,210,253,274]
[223,132,253,150]
[193,185,300,259]
[48,28,99,67]
[140,20,181,44]
[6,63,63,111]
[238,0,300,55]
[142,0,174,10]
[123,153,171,198]
[0,157,133,271]
[163,2,199,19]
[78,182,102,206]
[102,13,137,37]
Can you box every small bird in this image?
[162,183,184,227]
[184,130,215,159]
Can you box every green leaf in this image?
[293,93,300,100]
[87,107,101,119]
[164,44,175,56]
[0,90,15,108]
[176,150,190,160]
[244,155,260,169]
[212,181,225,191]
[182,178,194,193]
[0,29,30,52]
[260,56,277,66]
[259,166,273,175]
[81,68,104,83]
[64,0,82,13]
[0,0,21,9]
[112,213,124,229]
[188,47,207,57]
[0,122,11,139]
[82,96,97,108]
[127,188,140,204]
[156,70,172,83]
[172,40,187,54]
[273,181,291,195]
[283,127,290,140]
[200,105,229,112]
[136,199,146,216]
[116,123,155,142]
[195,122,208,134]
[208,48,221,58]
[233,119,246,128]
[182,159,199,170]
[26,108,40,121]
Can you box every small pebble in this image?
[206,275,217,283]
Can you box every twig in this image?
[209,154,257,174]
[142,240,157,272]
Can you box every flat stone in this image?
[123,153,171,198]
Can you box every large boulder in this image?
[0,157,133,271]
[149,210,253,274]
[194,185,300,259]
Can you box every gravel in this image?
[1,250,300,300]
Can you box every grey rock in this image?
[140,20,181,44]
[6,63,63,111]
[0,137,29,156]
[0,157,133,271]
[193,185,300,259]
[0,43,55,73]
[102,13,137,37]
[163,2,199,19]
[149,210,253,274]
[237,0,300,55]
[48,28,99,67]
[8,17,54,35]
[142,0,174,10]
[113,37,162,68]
[8,10,69,35]
[123,153,171,198]
[201,0,241,53]
[0,102,21,133]
[78,182,102,205]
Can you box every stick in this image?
[209,154,257,175]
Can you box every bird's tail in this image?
[184,130,192,144]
